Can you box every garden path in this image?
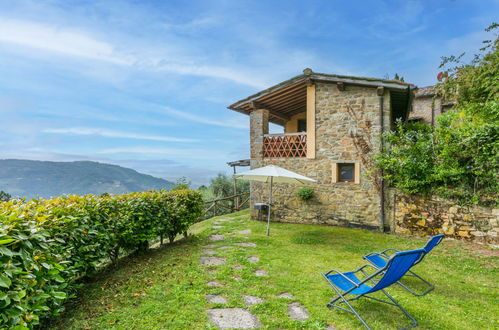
[204,219,312,329]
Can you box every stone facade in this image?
[390,192,499,246]
[249,82,391,229]
[408,85,452,125]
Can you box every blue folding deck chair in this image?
[363,234,444,296]
[322,249,426,329]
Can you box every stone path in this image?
[254,269,268,277]
[238,229,251,234]
[207,308,261,329]
[277,292,294,299]
[209,234,225,241]
[243,295,265,306]
[288,302,309,320]
[247,256,259,263]
[200,256,226,266]
[234,242,256,247]
[206,295,228,304]
[203,220,319,329]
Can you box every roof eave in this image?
[228,72,413,113]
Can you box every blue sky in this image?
[0,0,497,186]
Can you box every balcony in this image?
[263,133,307,158]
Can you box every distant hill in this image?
[0,159,174,199]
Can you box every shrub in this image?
[296,187,315,201]
[0,189,202,328]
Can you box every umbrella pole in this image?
[266,177,273,236]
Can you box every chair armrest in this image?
[323,269,359,287]
[380,248,400,256]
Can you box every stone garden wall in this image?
[390,191,499,246]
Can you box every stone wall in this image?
[249,82,391,229]
[410,95,442,125]
[391,192,499,246]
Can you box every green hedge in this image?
[0,189,203,328]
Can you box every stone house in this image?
[408,85,454,125]
[228,69,415,231]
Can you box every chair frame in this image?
[322,249,426,330]
[363,234,444,296]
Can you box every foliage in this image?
[199,174,250,217]
[377,24,499,207]
[0,189,202,328]
[0,191,10,202]
[295,186,315,201]
[171,177,191,190]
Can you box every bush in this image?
[296,187,315,201]
[0,189,202,328]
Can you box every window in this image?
[332,162,360,184]
[338,163,354,182]
[297,119,307,132]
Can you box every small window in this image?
[338,163,355,182]
[297,119,307,132]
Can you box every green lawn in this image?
[50,209,498,329]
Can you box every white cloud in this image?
[43,127,198,142]
[161,107,248,129]
[0,18,267,88]
[0,19,132,65]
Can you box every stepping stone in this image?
[207,270,218,274]
[209,235,225,241]
[238,229,251,234]
[243,295,265,306]
[200,257,226,266]
[288,302,309,320]
[233,265,244,270]
[204,244,216,248]
[201,249,217,255]
[207,308,261,329]
[212,225,224,229]
[206,295,228,304]
[232,276,242,281]
[207,281,223,287]
[277,292,294,299]
[327,326,337,330]
[218,246,232,250]
[234,242,256,247]
[254,269,267,277]
[247,256,259,263]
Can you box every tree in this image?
[393,73,405,82]
[0,191,11,202]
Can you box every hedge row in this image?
[0,189,203,328]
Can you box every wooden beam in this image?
[249,101,291,122]
[377,86,385,96]
[251,81,305,104]
[306,83,316,159]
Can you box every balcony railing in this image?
[263,133,307,158]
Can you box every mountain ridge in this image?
[0,159,174,199]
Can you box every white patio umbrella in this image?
[234,165,316,236]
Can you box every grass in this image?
[49,209,498,329]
